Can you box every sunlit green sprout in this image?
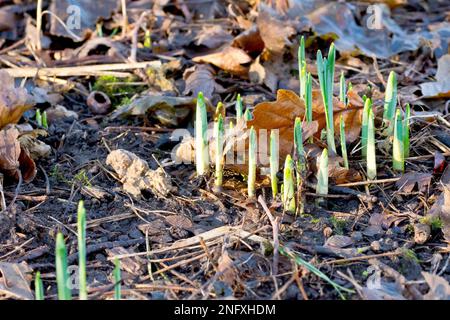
[383,71,397,135]
[294,117,305,172]
[316,148,329,201]
[361,98,372,158]
[36,109,42,126]
[305,72,313,123]
[339,115,349,170]
[339,71,346,106]
[113,258,121,300]
[366,107,377,180]
[298,36,307,101]
[35,272,44,300]
[317,44,336,155]
[248,126,257,198]
[403,103,410,158]
[214,114,224,189]
[236,94,243,121]
[42,111,48,129]
[244,108,253,121]
[55,233,71,300]
[270,130,279,198]
[77,200,87,300]
[195,92,209,176]
[393,109,404,172]
[283,155,296,212]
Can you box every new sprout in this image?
[316,148,328,202]
[339,71,346,105]
[55,233,71,300]
[339,115,349,169]
[317,44,337,155]
[195,92,209,176]
[403,103,411,158]
[393,109,404,172]
[305,72,313,123]
[361,98,372,158]
[244,108,253,121]
[270,130,279,198]
[294,117,305,172]
[383,71,397,135]
[236,94,243,121]
[215,114,224,189]
[367,107,377,180]
[298,36,307,100]
[42,111,48,129]
[35,272,44,300]
[113,258,121,300]
[248,126,257,198]
[36,109,42,126]
[77,200,87,300]
[283,155,296,212]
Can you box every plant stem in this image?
[42,111,48,129]
[113,258,121,300]
[339,71,346,105]
[195,92,209,176]
[403,103,410,158]
[340,115,349,169]
[316,148,329,204]
[236,94,243,121]
[283,155,296,212]
[270,130,279,198]
[367,107,377,180]
[361,98,372,158]
[298,36,307,100]
[214,114,224,189]
[248,126,257,198]
[294,117,305,172]
[393,109,404,171]
[36,109,42,127]
[55,233,71,300]
[77,200,87,300]
[383,71,397,135]
[35,272,44,300]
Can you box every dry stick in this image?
[130,12,149,63]
[258,195,280,276]
[3,61,161,78]
[36,0,43,51]
[121,0,128,37]
[322,250,402,265]
[336,177,401,187]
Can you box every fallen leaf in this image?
[183,64,225,100]
[324,235,354,248]
[422,272,450,300]
[248,89,364,160]
[192,46,252,76]
[217,250,238,286]
[165,215,194,231]
[0,262,34,300]
[232,25,265,56]
[0,70,35,129]
[249,56,278,92]
[194,25,233,49]
[420,54,450,98]
[395,172,432,193]
[0,127,36,183]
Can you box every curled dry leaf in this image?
[395,172,432,193]
[248,89,364,160]
[183,64,225,100]
[192,46,252,76]
[0,70,35,129]
[420,54,450,98]
[0,127,36,183]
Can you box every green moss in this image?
[330,216,347,235]
[92,75,144,107]
[420,216,444,231]
[73,170,91,187]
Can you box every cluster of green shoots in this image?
[35,109,48,129]
[34,201,122,300]
[194,37,411,211]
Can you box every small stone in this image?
[370,240,381,252]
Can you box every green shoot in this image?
[383,71,397,135]
[236,94,243,121]
[35,272,44,300]
[270,130,279,198]
[195,92,209,176]
[316,148,329,201]
[403,103,410,158]
[339,115,349,169]
[42,111,48,129]
[298,36,307,100]
[244,108,253,121]
[294,117,305,172]
[305,72,313,123]
[55,233,71,300]
[36,109,42,126]
[144,29,152,48]
[367,107,377,180]
[77,200,87,300]
[214,114,224,189]
[316,44,336,155]
[361,98,372,158]
[283,155,296,212]
[248,126,257,198]
[393,109,404,172]
[113,258,121,300]
[339,71,346,105]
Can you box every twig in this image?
[258,195,280,276]
[36,0,43,51]
[121,0,128,37]
[336,177,401,187]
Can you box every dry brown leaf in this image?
[249,56,278,92]
[395,172,432,193]
[183,64,225,99]
[420,54,450,98]
[0,70,35,129]
[0,127,36,183]
[217,250,238,286]
[248,89,364,159]
[192,46,252,76]
[256,7,295,55]
[232,25,265,56]
[194,25,233,49]
[0,262,34,300]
